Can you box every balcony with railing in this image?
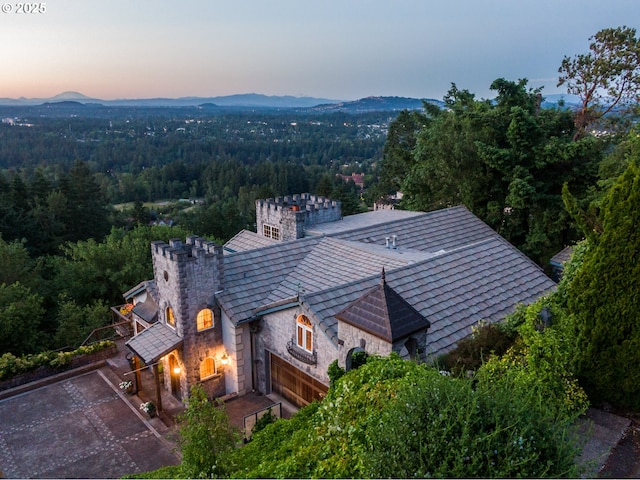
[286,339,317,365]
[109,304,135,339]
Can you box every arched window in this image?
[196,308,214,331]
[166,307,175,328]
[200,357,216,380]
[297,314,313,353]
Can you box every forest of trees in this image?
[0,108,384,353]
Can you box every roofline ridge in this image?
[323,204,471,240]
[322,210,429,237]
[225,235,321,259]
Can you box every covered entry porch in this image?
[125,322,184,413]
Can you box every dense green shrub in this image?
[442,321,516,375]
[327,359,346,387]
[0,340,115,380]
[177,384,240,478]
[251,407,277,436]
[228,401,320,478]
[478,298,589,419]
[229,355,582,478]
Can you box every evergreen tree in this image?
[566,161,640,409]
[58,160,111,243]
[392,79,603,264]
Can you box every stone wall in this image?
[338,321,392,368]
[151,236,225,400]
[256,193,342,241]
[254,306,336,394]
[0,343,118,392]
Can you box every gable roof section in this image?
[224,229,276,253]
[132,297,158,323]
[301,236,555,355]
[123,280,157,302]
[216,236,322,323]
[550,245,574,267]
[335,272,430,342]
[125,322,183,365]
[213,205,555,355]
[265,237,429,303]
[328,205,497,253]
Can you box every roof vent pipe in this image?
[385,237,390,249]
[392,235,397,249]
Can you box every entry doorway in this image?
[168,354,181,399]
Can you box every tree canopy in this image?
[387,79,603,264]
[558,26,640,139]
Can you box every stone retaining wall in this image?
[0,344,118,392]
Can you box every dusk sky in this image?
[1,0,639,101]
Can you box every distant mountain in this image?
[541,93,581,108]
[39,100,89,108]
[49,91,99,102]
[307,96,443,113]
[0,92,341,108]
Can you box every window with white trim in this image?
[296,314,313,353]
[263,223,280,240]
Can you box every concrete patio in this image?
[0,341,277,478]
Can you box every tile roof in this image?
[299,236,555,356]
[125,322,183,365]
[216,236,322,322]
[265,237,423,303]
[328,205,499,253]
[224,229,276,253]
[213,205,555,356]
[132,297,158,323]
[305,208,424,236]
[550,245,574,267]
[335,271,430,342]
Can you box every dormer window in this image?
[297,314,313,353]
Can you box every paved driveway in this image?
[0,370,179,478]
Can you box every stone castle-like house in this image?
[124,193,555,410]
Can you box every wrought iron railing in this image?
[286,339,317,365]
[243,402,282,441]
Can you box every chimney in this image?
[392,235,397,249]
[385,237,390,249]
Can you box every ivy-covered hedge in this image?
[0,340,116,382]
[230,355,584,478]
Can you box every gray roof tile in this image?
[125,322,182,364]
[212,206,555,355]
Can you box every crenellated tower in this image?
[151,236,226,400]
[256,193,342,241]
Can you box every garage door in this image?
[270,353,328,409]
